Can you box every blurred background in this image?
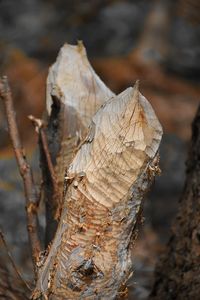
[0,0,200,299]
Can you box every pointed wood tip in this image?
[132,80,140,101]
[134,80,140,90]
[77,40,84,51]
[61,41,86,56]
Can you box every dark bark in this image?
[150,105,200,300]
[39,97,62,247]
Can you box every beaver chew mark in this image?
[77,259,102,282]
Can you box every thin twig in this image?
[37,179,44,208]
[0,230,31,291]
[0,76,41,275]
[29,115,58,193]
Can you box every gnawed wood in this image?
[33,82,162,300]
[43,42,114,244]
[47,41,114,195]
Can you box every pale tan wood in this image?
[34,78,162,299]
[46,42,114,218]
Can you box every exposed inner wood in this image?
[42,42,114,244]
[47,42,115,197]
[34,78,162,299]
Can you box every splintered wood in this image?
[33,43,162,300]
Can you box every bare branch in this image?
[0,76,41,275]
[28,115,58,195]
[29,115,61,224]
[0,230,31,291]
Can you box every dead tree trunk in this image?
[32,43,162,299]
[150,105,200,300]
